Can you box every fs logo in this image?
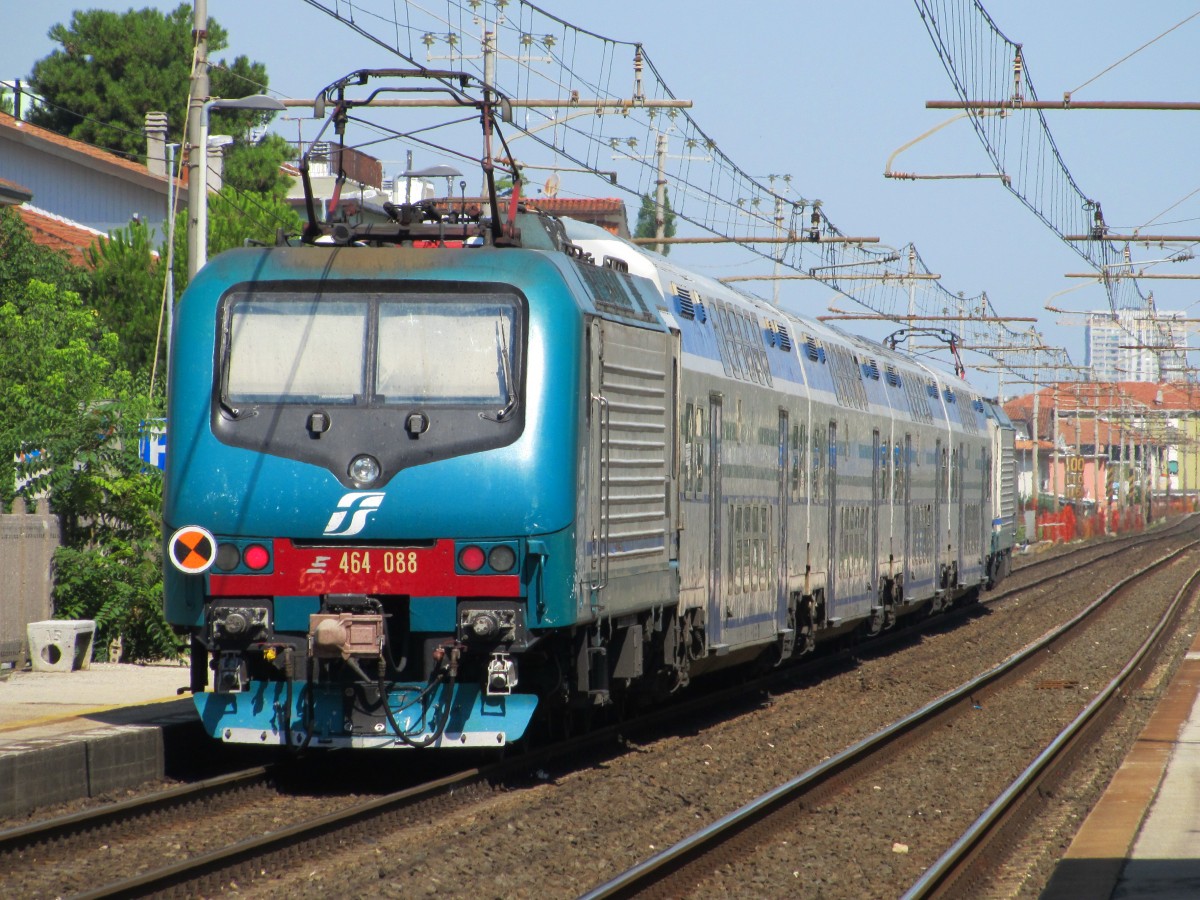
[323,492,385,537]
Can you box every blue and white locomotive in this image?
[163,77,1016,750]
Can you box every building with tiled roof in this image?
[0,176,33,207]
[1003,381,1200,512]
[14,205,106,269]
[0,111,174,240]
[522,197,630,238]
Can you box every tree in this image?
[81,187,303,376]
[223,133,296,196]
[635,190,677,255]
[28,4,285,193]
[86,220,163,373]
[0,255,176,659]
[0,207,91,303]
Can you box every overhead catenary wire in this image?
[911,0,1200,383]
[294,0,1081,383]
[1067,10,1200,98]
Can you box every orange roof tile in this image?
[524,197,627,214]
[17,205,105,269]
[0,176,33,205]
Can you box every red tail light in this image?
[243,544,270,570]
[458,545,486,572]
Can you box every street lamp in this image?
[187,94,287,278]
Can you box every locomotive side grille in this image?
[575,259,656,323]
[597,330,672,566]
[1000,426,1017,521]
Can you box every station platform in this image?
[1042,629,1200,899]
[0,661,196,818]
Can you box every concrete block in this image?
[27,620,96,672]
[85,726,165,796]
[0,738,88,817]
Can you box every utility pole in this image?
[772,195,784,306]
[1092,385,1104,532]
[1031,379,1040,512]
[1052,384,1060,514]
[186,0,208,279]
[654,132,668,254]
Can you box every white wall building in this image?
[1085,310,1188,382]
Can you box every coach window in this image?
[881,441,891,502]
[682,402,694,495]
[812,428,825,503]
[790,422,808,502]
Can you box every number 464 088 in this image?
[337,550,419,574]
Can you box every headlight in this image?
[348,454,381,486]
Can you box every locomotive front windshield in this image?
[221,290,521,407]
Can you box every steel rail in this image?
[1001,514,1197,585]
[0,765,273,854]
[577,539,1198,899]
[71,762,496,899]
[18,518,1195,897]
[902,565,1200,898]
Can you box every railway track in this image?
[904,572,1200,897]
[3,518,1194,897]
[577,536,1200,899]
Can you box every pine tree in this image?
[634,190,677,255]
[28,4,284,194]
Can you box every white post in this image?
[186,0,208,280]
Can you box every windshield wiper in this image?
[479,317,517,423]
[219,399,258,421]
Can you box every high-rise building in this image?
[1085,310,1188,381]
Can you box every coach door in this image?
[871,429,881,602]
[777,410,790,637]
[934,439,945,594]
[826,421,838,614]
[982,449,993,577]
[956,443,966,584]
[903,434,913,600]
[708,395,724,648]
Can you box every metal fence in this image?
[0,497,59,670]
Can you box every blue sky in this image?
[6,2,1200,393]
